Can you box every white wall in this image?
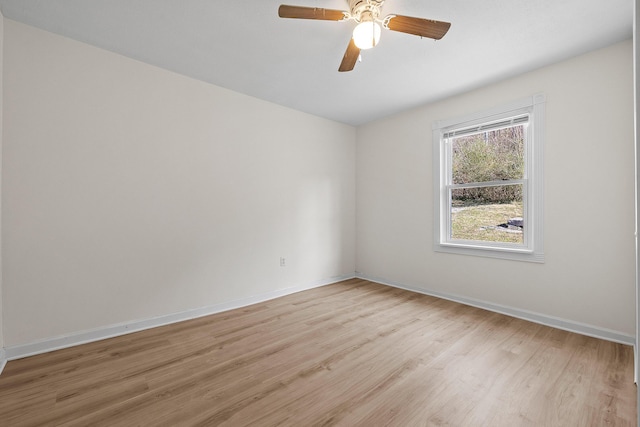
[356,39,636,338]
[634,0,639,416]
[2,16,634,354]
[2,20,356,348]
[0,10,4,359]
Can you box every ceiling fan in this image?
[278,0,451,72]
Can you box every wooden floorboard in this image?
[0,278,636,426]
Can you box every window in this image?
[432,94,544,262]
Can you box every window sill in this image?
[435,242,544,263]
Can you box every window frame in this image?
[432,94,545,263]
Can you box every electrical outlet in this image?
[280,257,286,267]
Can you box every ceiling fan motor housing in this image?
[348,0,384,22]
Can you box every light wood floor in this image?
[0,278,636,426]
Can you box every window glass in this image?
[451,125,525,185]
[450,184,523,244]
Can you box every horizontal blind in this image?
[443,114,528,139]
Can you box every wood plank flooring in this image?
[0,278,636,426]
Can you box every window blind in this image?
[443,114,529,139]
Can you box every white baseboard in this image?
[634,344,638,384]
[0,348,6,376]
[4,273,355,361]
[356,273,635,346]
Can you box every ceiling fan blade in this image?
[385,15,451,40]
[338,39,360,72]
[278,5,346,21]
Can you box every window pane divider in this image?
[448,179,525,190]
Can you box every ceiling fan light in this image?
[353,21,381,50]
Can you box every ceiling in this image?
[0,0,633,126]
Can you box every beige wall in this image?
[2,20,356,347]
[356,39,635,337]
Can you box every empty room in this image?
[0,0,638,425]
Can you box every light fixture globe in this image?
[352,21,381,50]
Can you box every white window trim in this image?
[432,94,545,263]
